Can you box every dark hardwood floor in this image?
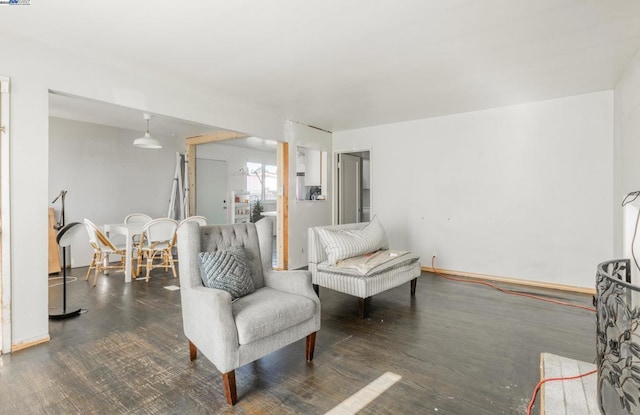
[0,266,595,414]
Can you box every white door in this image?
[338,154,361,224]
[195,158,228,224]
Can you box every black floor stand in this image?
[49,228,82,320]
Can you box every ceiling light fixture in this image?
[133,113,162,149]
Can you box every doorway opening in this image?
[186,136,289,269]
[336,150,370,224]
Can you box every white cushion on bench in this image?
[315,216,386,265]
[318,251,420,277]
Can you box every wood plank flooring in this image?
[0,267,595,414]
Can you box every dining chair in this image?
[124,213,152,245]
[124,213,152,270]
[167,216,208,266]
[179,215,208,227]
[83,218,127,286]
[124,213,152,224]
[172,216,208,247]
[136,218,178,282]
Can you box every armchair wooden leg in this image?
[411,278,417,296]
[222,370,237,406]
[188,340,197,361]
[306,332,317,362]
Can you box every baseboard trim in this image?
[11,335,50,352]
[422,266,596,295]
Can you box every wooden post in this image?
[186,143,196,218]
[277,141,288,270]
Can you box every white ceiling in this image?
[48,92,224,139]
[49,93,279,151]
[6,0,640,133]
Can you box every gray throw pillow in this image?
[199,246,255,299]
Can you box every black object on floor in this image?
[49,222,83,320]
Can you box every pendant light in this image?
[133,113,162,149]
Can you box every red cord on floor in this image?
[429,257,597,414]
[526,369,597,415]
[430,257,596,312]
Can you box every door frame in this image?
[185,134,289,269]
[337,153,361,224]
[333,148,371,225]
[0,75,12,354]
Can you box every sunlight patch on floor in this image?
[324,372,402,415]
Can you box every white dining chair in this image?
[136,218,178,282]
[124,213,152,224]
[83,218,127,286]
[168,216,208,265]
[124,213,152,264]
[174,216,207,244]
[179,215,208,227]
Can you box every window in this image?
[246,162,277,201]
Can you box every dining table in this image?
[103,222,144,283]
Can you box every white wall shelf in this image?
[231,190,251,223]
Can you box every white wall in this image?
[615,48,640,275]
[196,141,278,219]
[286,122,332,269]
[2,28,620,348]
[334,91,614,289]
[49,117,185,267]
[3,33,285,349]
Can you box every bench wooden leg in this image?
[359,297,370,319]
[188,340,197,361]
[306,332,317,362]
[222,370,237,406]
[411,278,417,296]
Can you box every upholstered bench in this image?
[308,217,421,318]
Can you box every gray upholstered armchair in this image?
[176,219,321,405]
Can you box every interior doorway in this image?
[336,151,370,224]
[195,158,228,224]
[186,135,289,269]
